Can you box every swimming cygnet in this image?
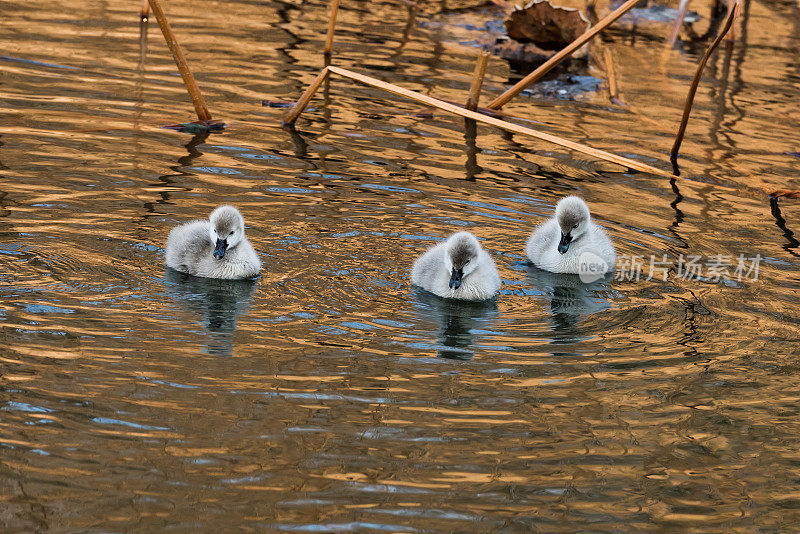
[411,231,501,301]
[526,196,615,278]
[165,205,261,279]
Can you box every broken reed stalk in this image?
[670,2,738,160]
[486,0,644,110]
[283,68,332,124]
[141,0,150,21]
[285,66,676,178]
[147,0,212,121]
[465,52,490,111]
[324,0,341,57]
[666,0,690,48]
[602,47,624,106]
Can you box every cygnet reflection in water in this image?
[525,264,613,341]
[164,267,258,356]
[413,288,499,360]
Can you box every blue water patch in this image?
[333,231,359,238]
[443,198,526,215]
[340,321,375,330]
[360,183,420,193]
[23,304,74,314]
[191,166,243,175]
[267,187,316,193]
[0,55,78,70]
[132,243,161,252]
[372,318,413,328]
[303,172,345,180]
[149,379,200,390]
[237,153,280,160]
[91,417,170,431]
[2,402,54,413]
[400,234,443,242]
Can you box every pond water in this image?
[2,0,800,530]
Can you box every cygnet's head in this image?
[554,196,591,254]
[444,231,482,289]
[208,205,246,259]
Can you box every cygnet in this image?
[165,205,261,279]
[411,231,501,301]
[526,196,615,278]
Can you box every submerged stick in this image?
[283,67,331,125]
[465,52,490,112]
[670,2,738,160]
[324,0,341,57]
[285,66,676,177]
[147,0,212,121]
[486,0,644,110]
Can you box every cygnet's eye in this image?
[464,258,471,264]
[573,223,578,229]
[229,231,234,236]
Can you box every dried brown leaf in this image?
[505,0,589,49]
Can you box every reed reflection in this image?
[164,268,258,356]
[413,289,498,360]
[525,265,612,342]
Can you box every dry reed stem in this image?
[666,0,690,49]
[486,0,644,110]
[725,0,739,41]
[466,52,490,111]
[147,0,212,121]
[141,0,150,21]
[283,67,332,124]
[284,65,676,177]
[324,0,341,57]
[670,1,738,160]
[602,47,625,107]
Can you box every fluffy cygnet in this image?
[165,205,261,279]
[411,231,501,301]
[526,196,615,278]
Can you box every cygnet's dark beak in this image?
[449,267,463,289]
[213,238,228,259]
[558,232,572,254]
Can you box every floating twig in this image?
[465,52,490,112]
[669,1,738,162]
[147,0,213,122]
[141,0,150,21]
[162,119,226,133]
[324,0,341,58]
[486,0,644,110]
[283,66,677,178]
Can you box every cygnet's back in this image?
[411,231,501,301]
[165,205,261,279]
[526,196,615,277]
